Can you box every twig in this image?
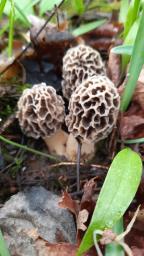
[0,0,65,76]
[48,162,109,170]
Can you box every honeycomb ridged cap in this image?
[62,44,106,99]
[17,83,65,138]
[65,75,120,143]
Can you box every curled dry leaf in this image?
[58,191,79,218]
[0,61,26,83]
[77,209,89,231]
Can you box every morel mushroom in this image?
[17,83,65,139]
[65,75,120,144]
[62,44,106,99]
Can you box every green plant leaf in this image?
[119,0,129,23]
[77,148,142,255]
[124,138,144,144]
[72,19,106,37]
[123,0,141,39]
[111,45,133,56]
[40,0,63,15]
[122,16,140,70]
[8,0,15,57]
[121,6,144,111]
[72,0,84,15]
[4,0,39,24]
[105,218,124,256]
[0,229,10,256]
[0,0,7,19]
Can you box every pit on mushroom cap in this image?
[62,44,106,99]
[17,83,65,139]
[65,75,120,143]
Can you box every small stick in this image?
[76,139,82,192]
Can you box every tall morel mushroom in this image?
[65,75,120,144]
[17,83,65,139]
[62,44,106,99]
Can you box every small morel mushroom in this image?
[17,83,65,139]
[62,44,106,99]
[65,75,120,144]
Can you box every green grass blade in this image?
[122,16,140,71]
[123,0,140,38]
[119,0,129,23]
[0,135,59,162]
[77,148,142,255]
[124,138,144,144]
[72,0,85,15]
[105,219,124,256]
[121,7,144,111]
[14,2,31,27]
[0,0,7,19]
[8,0,15,57]
[111,45,133,56]
[40,0,63,15]
[0,229,10,256]
[72,19,106,37]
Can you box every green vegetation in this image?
[77,148,142,255]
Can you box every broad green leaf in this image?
[105,219,124,256]
[72,19,106,37]
[40,0,62,15]
[0,229,10,256]
[111,45,133,56]
[77,148,142,255]
[121,6,144,111]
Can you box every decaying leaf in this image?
[107,49,121,85]
[77,209,89,231]
[58,191,79,218]
[35,239,77,256]
[120,79,144,140]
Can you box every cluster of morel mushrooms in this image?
[17,44,120,186]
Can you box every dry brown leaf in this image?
[77,209,89,231]
[120,114,144,140]
[132,247,144,256]
[119,81,144,140]
[133,82,144,110]
[58,191,79,218]
[35,239,77,256]
[107,50,121,85]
